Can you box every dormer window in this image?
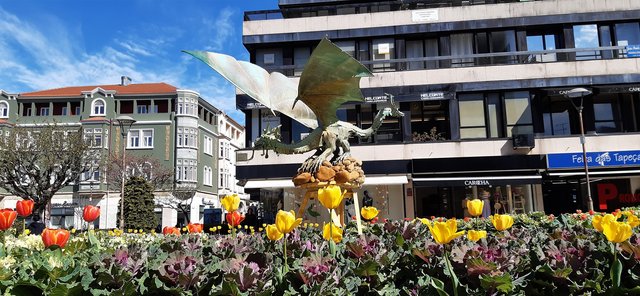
[0,101,8,118]
[91,99,106,116]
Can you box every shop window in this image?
[573,24,601,60]
[593,96,622,133]
[459,94,486,138]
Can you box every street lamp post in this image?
[115,115,136,229]
[564,88,593,211]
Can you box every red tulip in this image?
[83,205,100,222]
[163,226,181,235]
[226,211,245,227]
[16,200,34,217]
[41,228,70,248]
[0,209,17,231]
[187,223,203,233]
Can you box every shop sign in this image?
[246,102,265,109]
[547,150,640,169]
[364,95,389,103]
[420,91,445,101]
[594,179,639,211]
[463,180,491,186]
[627,45,640,58]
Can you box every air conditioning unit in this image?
[512,134,535,149]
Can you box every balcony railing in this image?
[261,46,631,77]
[245,0,546,21]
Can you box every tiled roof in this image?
[20,83,177,98]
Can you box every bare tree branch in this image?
[104,153,174,191]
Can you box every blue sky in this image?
[0,0,279,121]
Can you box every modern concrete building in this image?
[0,77,244,229]
[237,0,640,221]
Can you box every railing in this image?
[245,0,546,21]
[261,46,631,77]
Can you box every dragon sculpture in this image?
[185,38,403,173]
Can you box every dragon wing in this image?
[297,38,373,127]
[184,50,318,129]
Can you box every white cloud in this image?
[0,6,244,123]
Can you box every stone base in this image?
[292,157,365,187]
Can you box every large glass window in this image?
[573,24,600,60]
[372,39,395,72]
[128,129,153,148]
[490,30,517,64]
[526,34,557,62]
[459,94,486,138]
[486,93,503,138]
[406,40,425,70]
[504,91,533,136]
[615,22,640,57]
[405,100,449,141]
[293,47,310,77]
[542,96,573,136]
[450,33,474,67]
[593,96,621,133]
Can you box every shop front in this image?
[412,175,542,218]
[546,149,640,213]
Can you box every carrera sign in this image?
[594,179,640,211]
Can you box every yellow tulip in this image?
[491,214,514,231]
[317,185,344,210]
[361,206,379,221]
[467,199,484,217]
[467,230,487,242]
[426,219,465,244]
[592,214,618,232]
[221,194,240,212]
[416,218,430,225]
[602,220,633,243]
[322,222,343,243]
[275,210,302,234]
[266,224,283,241]
[623,212,639,228]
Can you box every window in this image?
[526,34,557,62]
[504,91,533,136]
[128,129,154,148]
[137,105,148,114]
[573,24,600,60]
[459,94,487,139]
[92,99,105,116]
[177,128,198,148]
[372,39,395,72]
[451,33,474,67]
[293,47,311,76]
[84,128,104,148]
[615,22,640,57]
[176,159,197,182]
[542,96,573,136]
[39,107,49,116]
[204,135,213,155]
[203,166,213,186]
[0,101,8,118]
[61,107,68,116]
[593,96,622,133]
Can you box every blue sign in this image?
[628,45,640,58]
[547,150,640,169]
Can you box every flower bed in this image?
[0,211,639,295]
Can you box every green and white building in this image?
[0,77,245,229]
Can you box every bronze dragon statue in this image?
[185,38,403,173]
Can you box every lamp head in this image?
[115,115,136,136]
[564,87,592,99]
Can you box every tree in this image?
[122,176,157,230]
[0,123,94,218]
[156,182,197,225]
[104,153,174,192]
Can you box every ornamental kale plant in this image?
[0,209,638,295]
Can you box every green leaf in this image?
[611,257,622,289]
[480,273,514,294]
[354,260,379,277]
[395,233,405,247]
[430,278,449,296]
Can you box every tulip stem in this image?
[444,248,459,296]
[283,235,288,273]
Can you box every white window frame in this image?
[127,129,154,149]
[137,105,148,114]
[91,98,106,116]
[0,101,8,118]
[40,107,50,116]
[203,136,212,155]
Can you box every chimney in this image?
[120,76,132,86]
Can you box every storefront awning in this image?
[244,175,409,189]
[413,175,542,187]
[548,169,640,177]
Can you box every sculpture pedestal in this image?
[296,181,364,235]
